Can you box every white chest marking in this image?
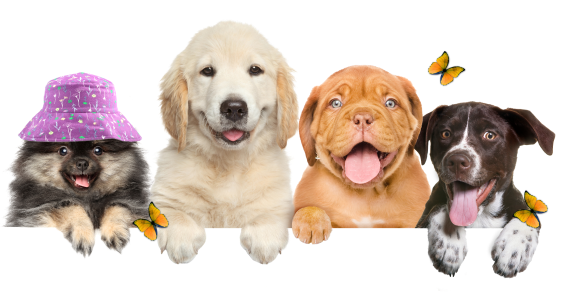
[467,191,507,228]
[352,217,385,228]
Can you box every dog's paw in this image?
[62,222,95,257]
[158,221,206,264]
[101,223,130,253]
[491,218,539,278]
[100,206,133,253]
[427,208,467,276]
[292,206,332,244]
[241,223,288,264]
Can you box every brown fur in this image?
[47,205,96,256]
[293,66,431,240]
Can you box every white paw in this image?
[492,218,539,278]
[427,207,468,276]
[241,223,288,264]
[158,221,206,264]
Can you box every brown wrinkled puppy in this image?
[292,65,431,243]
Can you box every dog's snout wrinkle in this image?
[221,99,248,122]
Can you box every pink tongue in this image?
[449,182,478,226]
[344,143,381,184]
[75,175,89,188]
[222,129,244,142]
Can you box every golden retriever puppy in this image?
[292,66,431,243]
[152,21,298,264]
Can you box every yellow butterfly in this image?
[513,191,548,228]
[428,51,465,86]
[133,202,169,241]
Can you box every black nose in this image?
[220,100,248,122]
[76,160,89,171]
[446,154,472,172]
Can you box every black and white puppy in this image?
[415,102,555,277]
[5,140,150,256]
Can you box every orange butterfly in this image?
[428,51,465,85]
[133,202,169,241]
[513,191,548,228]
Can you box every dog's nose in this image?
[446,154,472,172]
[76,160,89,171]
[353,113,374,127]
[220,99,248,122]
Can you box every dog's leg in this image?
[241,214,289,264]
[47,204,96,257]
[426,205,468,276]
[100,205,132,253]
[157,208,206,264]
[292,206,332,244]
[491,218,539,278]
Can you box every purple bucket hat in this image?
[19,72,142,142]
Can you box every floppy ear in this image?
[415,105,448,165]
[159,56,189,152]
[499,108,555,155]
[276,62,299,149]
[396,76,423,155]
[300,86,320,166]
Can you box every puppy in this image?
[415,102,555,277]
[292,65,431,243]
[152,21,298,264]
[6,140,150,256]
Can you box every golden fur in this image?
[152,21,298,264]
[293,66,431,243]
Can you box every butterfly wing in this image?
[523,191,537,210]
[533,199,548,213]
[428,52,449,74]
[154,214,169,228]
[445,66,465,77]
[133,219,153,232]
[148,202,161,222]
[514,210,532,223]
[143,224,157,241]
[440,67,465,85]
[526,213,540,228]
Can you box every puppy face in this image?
[15,140,139,195]
[160,21,298,152]
[300,66,423,188]
[416,102,555,226]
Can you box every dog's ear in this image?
[415,105,448,165]
[499,108,555,155]
[276,62,299,149]
[300,86,320,166]
[397,76,423,155]
[159,56,189,152]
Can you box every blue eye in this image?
[385,99,397,108]
[331,99,342,108]
[59,147,68,156]
[93,146,103,155]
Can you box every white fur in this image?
[444,106,483,180]
[467,191,507,228]
[351,217,385,227]
[152,22,294,264]
[491,218,539,277]
[427,206,468,276]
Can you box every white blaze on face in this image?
[444,106,482,180]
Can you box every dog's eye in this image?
[200,67,214,77]
[249,65,263,76]
[330,99,342,108]
[441,130,451,138]
[385,99,397,109]
[483,131,497,140]
[58,147,68,156]
[93,146,103,156]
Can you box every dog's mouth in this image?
[215,129,250,145]
[445,178,497,226]
[63,172,99,190]
[331,142,398,185]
